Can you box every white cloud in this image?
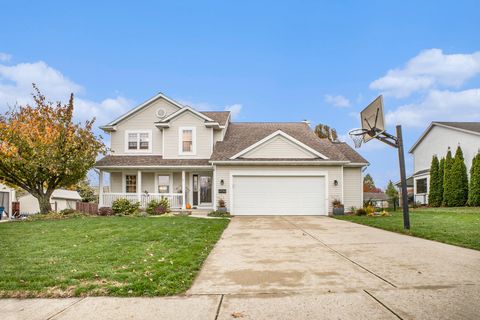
[324,94,351,108]
[225,103,242,119]
[0,53,12,62]
[0,60,133,130]
[180,99,243,119]
[370,49,480,98]
[74,97,132,127]
[339,131,387,151]
[386,88,480,128]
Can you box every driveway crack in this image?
[282,217,397,288]
[214,294,224,320]
[364,290,403,319]
[46,297,86,320]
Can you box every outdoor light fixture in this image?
[220,179,224,186]
[333,180,338,186]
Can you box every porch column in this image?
[181,170,186,210]
[98,170,104,207]
[137,170,142,203]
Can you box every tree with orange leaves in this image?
[0,85,106,213]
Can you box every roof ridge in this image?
[231,121,308,124]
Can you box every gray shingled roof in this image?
[333,142,369,164]
[210,122,368,163]
[434,122,480,134]
[96,122,368,167]
[413,168,430,176]
[201,111,230,126]
[95,156,210,167]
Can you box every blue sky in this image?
[1,0,480,188]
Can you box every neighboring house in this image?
[408,122,480,205]
[363,192,389,208]
[95,92,368,215]
[0,183,16,218]
[17,189,82,215]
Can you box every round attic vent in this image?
[156,108,167,118]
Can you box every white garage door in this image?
[232,175,326,216]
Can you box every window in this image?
[158,175,170,193]
[125,131,152,152]
[126,175,137,193]
[179,127,196,155]
[139,133,149,150]
[416,178,427,194]
[128,133,138,150]
[182,130,193,152]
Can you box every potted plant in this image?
[332,199,344,215]
[217,199,227,213]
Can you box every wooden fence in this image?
[76,202,99,215]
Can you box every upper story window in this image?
[179,127,196,155]
[125,130,152,153]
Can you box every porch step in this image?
[170,209,211,217]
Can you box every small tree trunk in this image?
[36,193,53,214]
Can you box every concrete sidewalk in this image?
[2,216,480,319]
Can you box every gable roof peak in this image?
[102,92,185,128]
[409,121,480,153]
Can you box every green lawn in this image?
[335,207,480,250]
[0,216,229,298]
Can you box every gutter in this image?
[208,160,350,165]
[94,165,214,170]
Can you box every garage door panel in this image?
[232,175,326,216]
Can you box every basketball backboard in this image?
[360,95,385,142]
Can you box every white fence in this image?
[101,193,183,209]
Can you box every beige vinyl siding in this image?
[213,129,223,144]
[242,135,317,159]
[413,125,479,174]
[163,112,213,159]
[215,165,343,213]
[110,172,123,192]
[142,172,155,193]
[109,98,180,155]
[343,167,362,209]
[109,171,195,195]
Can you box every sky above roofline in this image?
[1,0,479,188]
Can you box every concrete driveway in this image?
[3,216,480,320]
[189,216,480,319]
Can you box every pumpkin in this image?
[186,203,192,209]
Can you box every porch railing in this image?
[101,193,183,209]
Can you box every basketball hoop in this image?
[348,128,369,148]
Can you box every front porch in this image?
[98,168,214,210]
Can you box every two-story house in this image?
[95,92,368,215]
[408,122,480,204]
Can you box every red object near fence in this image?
[76,201,98,215]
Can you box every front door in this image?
[192,175,199,206]
[200,176,212,204]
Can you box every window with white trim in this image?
[158,175,170,193]
[125,131,152,152]
[179,127,196,155]
[416,178,427,194]
[125,175,137,193]
[182,130,193,152]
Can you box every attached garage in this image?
[231,175,327,216]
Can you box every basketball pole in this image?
[396,125,410,230]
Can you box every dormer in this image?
[158,107,230,159]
